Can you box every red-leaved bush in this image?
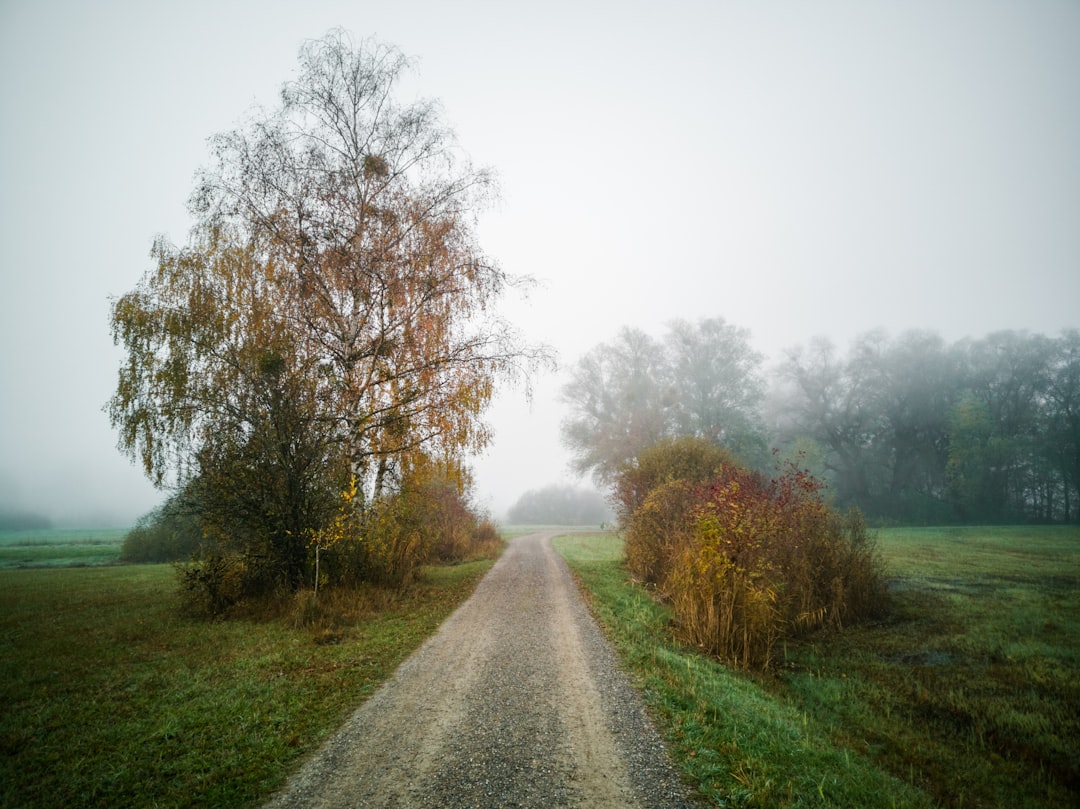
[621,441,886,670]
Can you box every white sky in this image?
[1,0,1077,526]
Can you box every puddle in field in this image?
[894,650,955,666]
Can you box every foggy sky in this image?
[1,0,1077,526]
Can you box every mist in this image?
[1,0,1077,527]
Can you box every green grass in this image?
[787,526,1080,808]
[0,528,127,567]
[0,558,494,808]
[555,527,1080,808]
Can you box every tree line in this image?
[505,484,612,526]
[562,321,1080,525]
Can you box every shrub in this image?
[120,498,204,563]
[471,518,503,558]
[665,464,888,669]
[319,466,500,591]
[613,436,734,526]
[316,499,424,591]
[414,479,479,563]
[175,454,502,615]
[393,458,503,565]
[617,441,889,671]
[624,479,697,586]
[176,552,250,617]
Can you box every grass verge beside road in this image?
[0,558,494,808]
[555,527,1080,809]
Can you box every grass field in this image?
[555,526,1080,808]
[4,526,1075,807]
[0,557,495,808]
[0,528,126,567]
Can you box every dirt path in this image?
[265,531,693,808]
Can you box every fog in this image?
[1,0,1077,527]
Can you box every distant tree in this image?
[776,336,881,512]
[665,318,767,466]
[120,493,203,563]
[109,32,547,594]
[960,331,1055,521]
[945,394,999,520]
[777,328,1077,524]
[506,484,612,525]
[851,330,958,521]
[566,320,1078,526]
[0,512,52,531]
[560,327,671,484]
[560,319,765,485]
[1044,330,1080,522]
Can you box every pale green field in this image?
[0,528,127,567]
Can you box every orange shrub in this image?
[625,479,697,586]
[627,453,888,670]
[619,437,735,587]
[613,437,734,525]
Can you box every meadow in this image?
[555,525,1080,808]
[0,550,494,808]
[4,526,1075,807]
[0,528,126,568]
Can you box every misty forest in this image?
[562,321,1080,526]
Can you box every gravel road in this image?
[264,531,695,808]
